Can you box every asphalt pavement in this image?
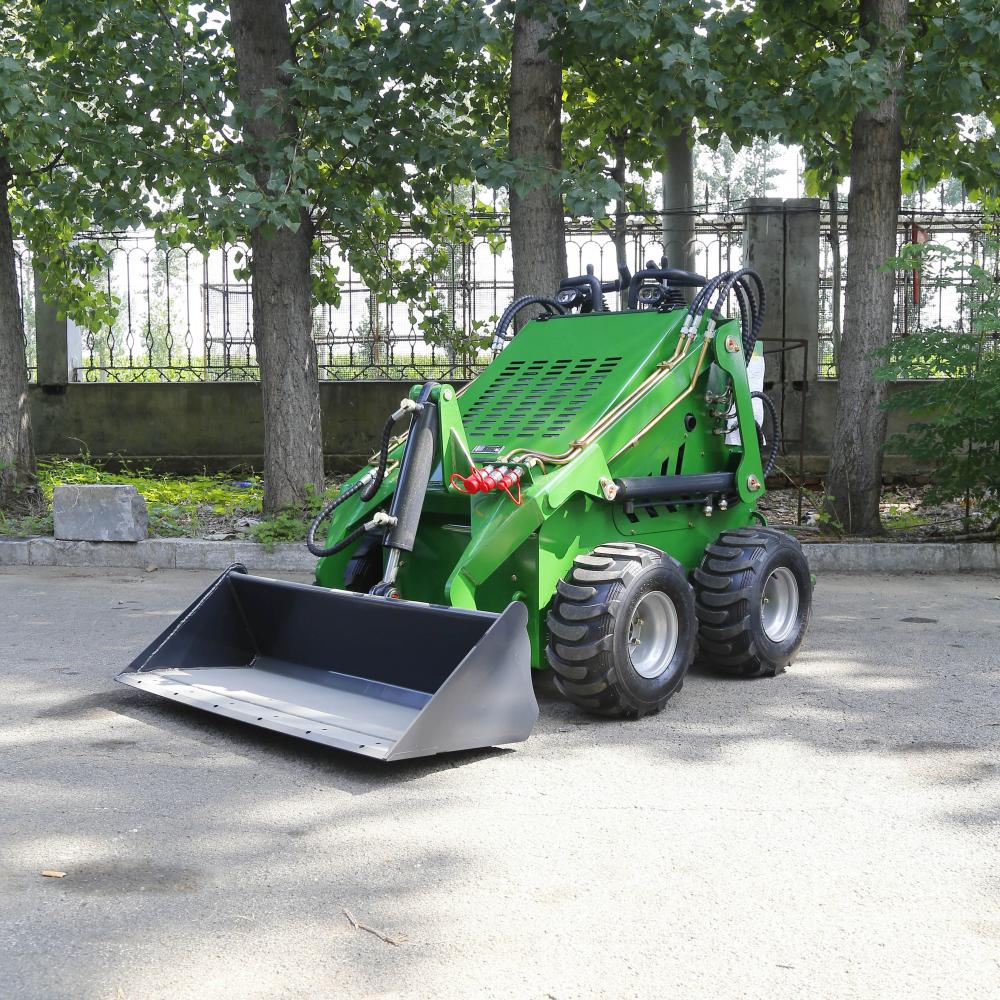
[1,566,998,1000]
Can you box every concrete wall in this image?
[770,380,933,478]
[29,378,929,478]
[30,381,433,473]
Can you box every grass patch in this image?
[0,458,262,539]
[0,457,340,547]
[248,486,339,549]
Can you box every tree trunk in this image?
[229,0,324,514]
[826,0,905,535]
[0,161,37,512]
[509,5,566,321]
[662,125,695,273]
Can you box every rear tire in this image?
[693,527,812,677]
[546,543,697,717]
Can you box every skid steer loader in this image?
[118,261,813,761]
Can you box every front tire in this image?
[693,527,812,677]
[546,543,697,717]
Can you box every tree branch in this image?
[15,149,65,178]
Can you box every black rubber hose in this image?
[688,272,727,318]
[731,278,751,350]
[707,270,751,330]
[738,271,766,362]
[694,270,733,316]
[492,295,566,349]
[752,390,781,477]
[362,413,397,502]
[703,268,765,363]
[683,272,726,332]
[732,271,766,361]
[306,475,373,558]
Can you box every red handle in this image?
[449,465,522,505]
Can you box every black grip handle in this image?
[613,472,735,502]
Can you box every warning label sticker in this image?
[472,444,504,455]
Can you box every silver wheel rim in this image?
[761,566,799,643]
[627,591,679,679]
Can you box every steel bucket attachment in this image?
[116,566,538,761]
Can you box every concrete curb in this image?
[0,535,998,574]
[801,541,1000,573]
[0,537,315,572]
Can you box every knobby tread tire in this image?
[545,543,696,718]
[693,526,812,677]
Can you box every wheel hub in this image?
[761,566,799,643]
[627,591,679,679]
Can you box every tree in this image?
[228,0,323,510]
[0,3,133,510]
[708,0,997,533]
[509,2,567,308]
[0,156,34,511]
[557,2,712,275]
[826,0,906,536]
[695,135,784,210]
[153,2,502,511]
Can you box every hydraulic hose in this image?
[739,271,766,362]
[752,390,780,477]
[709,268,765,362]
[685,272,730,334]
[362,413,397,502]
[306,474,376,558]
[491,295,566,350]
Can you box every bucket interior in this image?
[117,571,536,760]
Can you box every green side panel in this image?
[457,310,684,457]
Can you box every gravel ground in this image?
[1,567,998,1000]
[759,485,996,541]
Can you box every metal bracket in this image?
[392,398,424,421]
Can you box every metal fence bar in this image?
[13,244,35,380]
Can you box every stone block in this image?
[53,484,148,542]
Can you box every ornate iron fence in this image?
[14,199,990,383]
[819,199,995,376]
[13,215,741,382]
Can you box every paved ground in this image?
[1,567,998,1000]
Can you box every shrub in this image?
[875,237,1000,527]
